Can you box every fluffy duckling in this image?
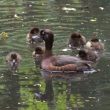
[32,47,44,67]
[40,29,93,72]
[78,49,99,63]
[85,38,104,53]
[26,27,44,46]
[68,32,86,50]
[6,52,22,71]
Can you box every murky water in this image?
[0,0,110,110]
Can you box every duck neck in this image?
[44,50,53,58]
[44,42,53,58]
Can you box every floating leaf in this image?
[0,32,8,40]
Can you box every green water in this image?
[0,0,110,110]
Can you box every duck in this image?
[6,52,22,71]
[78,49,99,63]
[40,29,93,72]
[26,27,44,48]
[32,46,44,67]
[68,32,86,50]
[85,37,104,54]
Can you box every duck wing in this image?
[54,55,93,66]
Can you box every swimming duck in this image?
[32,47,44,67]
[26,27,44,48]
[40,29,93,72]
[68,32,86,50]
[85,38,104,53]
[6,52,22,71]
[78,49,99,63]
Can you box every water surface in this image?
[0,0,110,110]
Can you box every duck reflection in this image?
[34,77,56,110]
[34,69,94,110]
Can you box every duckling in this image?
[6,52,22,72]
[40,29,93,72]
[32,47,44,67]
[26,27,44,47]
[78,49,99,63]
[68,32,86,50]
[85,38,104,53]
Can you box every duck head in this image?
[78,50,88,60]
[30,27,43,43]
[71,32,82,39]
[30,27,39,34]
[40,29,54,50]
[91,38,99,42]
[35,47,44,54]
[11,53,17,60]
[69,32,85,48]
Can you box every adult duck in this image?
[26,27,44,49]
[68,32,86,50]
[6,52,22,72]
[40,29,93,72]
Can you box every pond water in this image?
[0,0,110,110]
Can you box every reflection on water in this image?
[34,73,87,110]
[37,69,99,110]
[0,0,110,110]
[34,78,56,110]
[0,71,20,110]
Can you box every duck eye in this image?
[40,30,45,36]
[42,31,45,35]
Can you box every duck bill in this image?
[10,60,18,70]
